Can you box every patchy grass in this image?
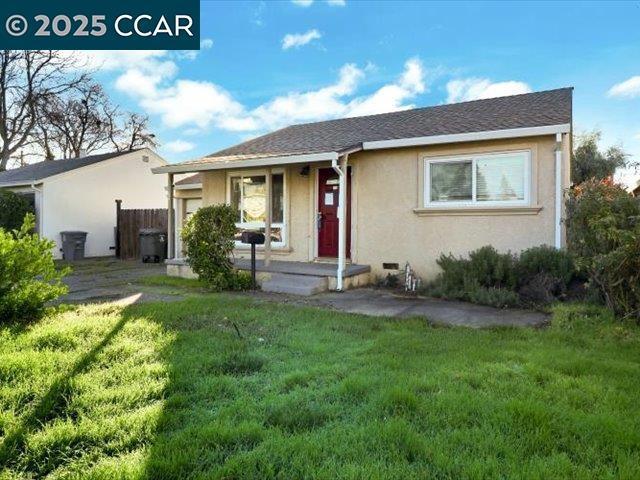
[139,275,207,292]
[1,299,639,479]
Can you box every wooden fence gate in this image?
[116,200,168,260]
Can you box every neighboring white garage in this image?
[0,148,167,259]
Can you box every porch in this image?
[166,258,371,295]
[155,150,355,291]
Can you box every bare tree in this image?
[36,83,157,159]
[36,82,116,159]
[0,50,85,171]
[109,112,157,152]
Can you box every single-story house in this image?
[155,88,572,293]
[0,148,167,259]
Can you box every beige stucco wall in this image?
[350,136,562,280]
[201,166,313,262]
[200,134,567,281]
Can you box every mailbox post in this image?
[240,231,265,289]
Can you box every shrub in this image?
[434,246,517,291]
[590,225,640,321]
[468,246,517,289]
[0,214,69,323]
[566,179,640,321]
[181,204,250,291]
[425,245,576,309]
[425,247,519,308]
[566,179,639,259]
[465,284,521,309]
[0,190,34,231]
[517,245,575,290]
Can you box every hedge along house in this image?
[154,88,572,294]
[0,149,167,259]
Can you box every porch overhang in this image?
[152,151,340,174]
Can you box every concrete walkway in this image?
[58,259,547,328]
[250,288,548,328]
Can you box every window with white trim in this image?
[424,150,530,207]
[228,171,286,247]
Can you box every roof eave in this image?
[152,151,340,174]
[362,124,571,150]
[0,180,40,188]
[152,123,571,175]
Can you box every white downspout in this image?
[30,181,43,234]
[554,133,563,249]
[332,154,348,291]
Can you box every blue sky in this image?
[85,1,640,186]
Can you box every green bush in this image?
[0,190,34,231]
[566,180,640,321]
[590,229,640,321]
[517,245,575,288]
[466,284,521,309]
[425,245,576,309]
[468,246,517,289]
[0,214,69,323]
[434,246,517,291]
[181,204,250,291]
[426,247,519,308]
[566,179,639,260]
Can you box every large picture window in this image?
[425,151,530,207]
[228,171,285,246]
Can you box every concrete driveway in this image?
[59,258,171,304]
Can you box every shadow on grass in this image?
[123,296,271,479]
[0,312,130,472]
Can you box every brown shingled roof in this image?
[175,173,203,185]
[206,88,572,159]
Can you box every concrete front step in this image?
[261,273,328,296]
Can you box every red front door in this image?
[317,167,351,258]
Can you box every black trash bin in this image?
[139,229,167,263]
[60,231,88,261]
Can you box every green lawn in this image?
[0,295,639,479]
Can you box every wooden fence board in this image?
[117,208,168,260]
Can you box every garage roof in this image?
[0,150,141,187]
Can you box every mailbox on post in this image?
[240,231,265,289]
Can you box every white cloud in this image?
[115,55,436,134]
[282,29,322,50]
[164,140,196,153]
[140,79,256,131]
[327,0,346,5]
[177,38,214,61]
[608,76,640,99]
[446,78,532,103]
[66,50,169,71]
[251,63,363,128]
[115,69,164,98]
[345,58,425,117]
